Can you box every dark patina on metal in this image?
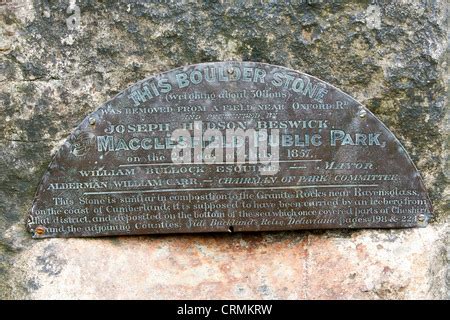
[27,62,433,238]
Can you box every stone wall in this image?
[0,0,448,299]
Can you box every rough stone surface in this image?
[0,1,448,299]
[2,226,448,299]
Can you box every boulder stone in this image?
[0,0,448,299]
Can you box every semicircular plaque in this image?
[28,62,433,238]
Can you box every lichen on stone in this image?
[0,0,447,299]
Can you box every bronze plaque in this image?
[28,62,432,238]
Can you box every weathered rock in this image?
[0,0,448,299]
[2,226,447,299]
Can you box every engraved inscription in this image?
[28,62,432,238]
